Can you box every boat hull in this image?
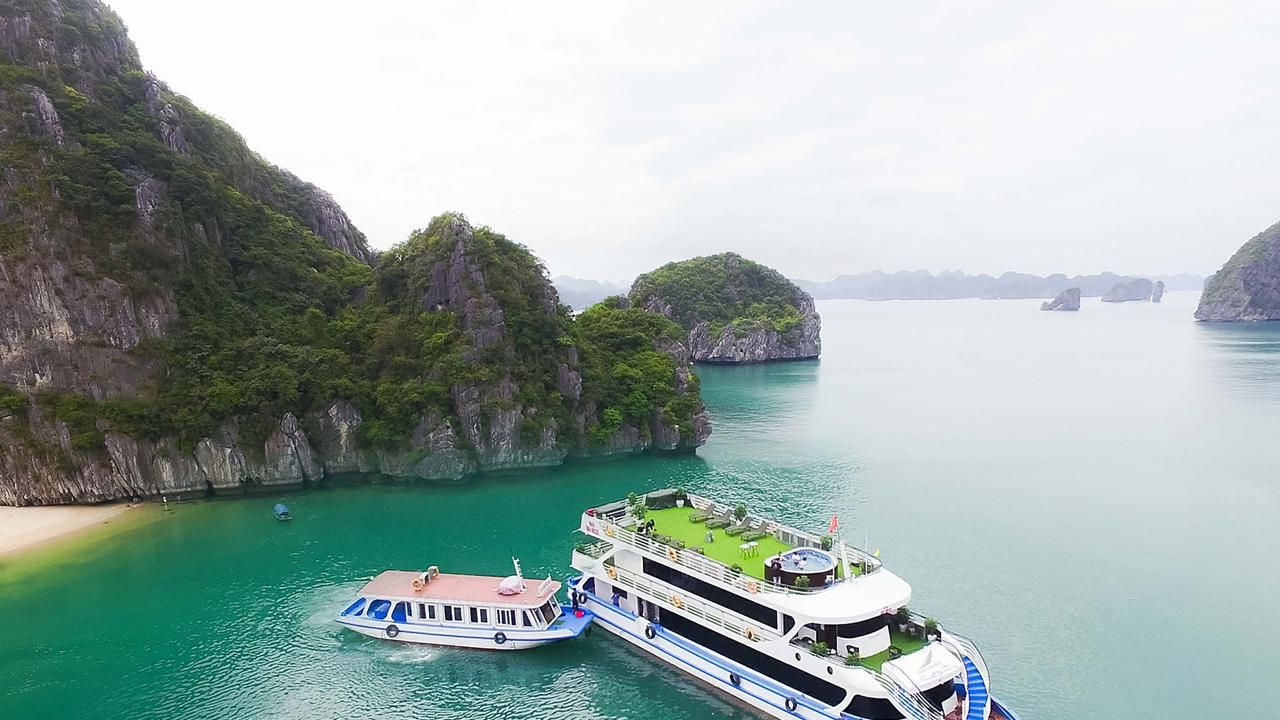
[573,580,843,720]
[335,604,593,651]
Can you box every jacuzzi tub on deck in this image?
[764,548,837,588]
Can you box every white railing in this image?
[593,515,803,594]
[940,630,988,684]
[786,638,945,720]
[590,558,780,644]
[867,669,947,720]
[588,515,846,597]
[574,540,612,559]
[685,493,883,574]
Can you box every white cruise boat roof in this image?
[770,566,912,620]
[358,571,560,608]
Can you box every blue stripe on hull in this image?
[335,604,592,647]
[573,577,1025,720]
[574,583,853,720]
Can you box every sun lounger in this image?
[688,508,714,523]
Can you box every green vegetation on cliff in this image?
[575,297,701,443]
[629,252,805,334]
[0,0,705,468]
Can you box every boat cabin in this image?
[339,570,564,631]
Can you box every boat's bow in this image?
[550,605,595,639]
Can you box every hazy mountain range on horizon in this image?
[553,270,1205,308]
[552,276,631,310]
[795,270,1205,301]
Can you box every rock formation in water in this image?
[1195,220,1280,321]
[1040,287,1081,311]
[1101,278,1155,303]
[0,0,708,505]
[797,270,1201,300]
[1151,280,1165,303]
[628,253,820,364]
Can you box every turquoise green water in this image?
[3,291,1279,719]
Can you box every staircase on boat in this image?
[940,632,991,720]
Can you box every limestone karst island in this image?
[629,253,822,364]
[3,3,1279,720]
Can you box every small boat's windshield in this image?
[539,600,557,623]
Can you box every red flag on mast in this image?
[828,514,839,535]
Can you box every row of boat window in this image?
[343,598,558,628]
[659,607,910,720]
[638,559,889,640]
[642,558,781,628]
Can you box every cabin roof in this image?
[357,571,560,607]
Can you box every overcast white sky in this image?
[106,0,1280,282]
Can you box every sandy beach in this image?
[0,505,136,557]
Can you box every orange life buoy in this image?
[606,565,618,580]
[743,626,757,640]
[605,525,617,538]
[745,580,760,594]
[412,578,426,591]
[667,547,679,562]
[671,594,684,609]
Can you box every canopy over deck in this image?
[883,643,965,690]
[358,571,560,608]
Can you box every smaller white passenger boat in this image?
[336,559,593,650]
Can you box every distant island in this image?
[628,253,821,364]
[796,271,1203,301]
[1041,288,1081,311]
[1196,220,1280,321]
[553,276,629,311]
[1101,278,1155,303]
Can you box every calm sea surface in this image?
[3,291,1279,720]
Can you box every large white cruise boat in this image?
[567,490,1021,720]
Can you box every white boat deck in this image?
[358,571,560,608]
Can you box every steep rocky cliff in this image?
[629,253,820,364]
[1196,220,1280,321]
[0,0,707,504]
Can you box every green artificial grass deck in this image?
[856,630,931,672]
[643,506,793,579]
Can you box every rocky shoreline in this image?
[1,399,702,506]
